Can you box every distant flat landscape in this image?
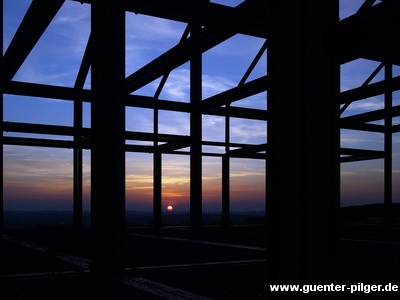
[3,210,266,230]
[4,203,400,230]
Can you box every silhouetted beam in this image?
[0,0,64,84]
[341,106,400,124]
[355,0,377,15]
[340,76,400,104]
[3,121,86,136]
[340,147,386,162]
[340,123,385,133]
[128,95,268,120]
[341,147,385,158]
[3,121,265,154]
[4,121,265,149]
[202,76,268,107]
[4,81,91,101]
[74,34,92,90]
[120,0,266,38]
[3,136,74,149]
[392,124,400,133]
[124,145,266,159]
[2,134,267,159]
[228,143,267,156]
[267,0,339,285]
[4,81,267,121]
[230,152,266,159]
[73,34,91,230]
[72,0,266,38]
[336,0,400,65]
[124,1,266,94]
[124,28,233,93]
[127,95,189,112]
[203,106,267,121]
[125,131,189,144]
[340,156,383,163]
[157,141,190,152]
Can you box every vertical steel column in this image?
[0,0,3,232]
[73,89,83,229]
[90,1,126,273]
[384,64,393,224]
[153,151,162,227]
[190,24,203,228]
[73,37,91,230]
[153,106,162,227]
[222,105,230,227]
[73,139,83,230]
[267,0,340,289]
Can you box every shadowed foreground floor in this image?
[1,222,400,299]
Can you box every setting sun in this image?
[167,205,173,211]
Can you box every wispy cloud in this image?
[230,118,266,144]
[341,129,383,150]
[11,1,91,87]
[153,69,236,101]
[344,97,384,112]
[3,146,75,205]
[341,59,384,92]
[126,13,186,73]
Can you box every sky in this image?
[2,0,400,213]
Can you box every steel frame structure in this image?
[0,0,399,280]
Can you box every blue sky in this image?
[2,0,399,212]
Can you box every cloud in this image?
[203,115,225,141]
[126,107,154,133]
[341,59,384,92]
[3,146,75,205]
[10,1,91,87]
[202,74,236,98]
[341,129,383,150]
[341,171,359,176]
[230,118,266,144]
[50,1,91,55]
[153,69,236,101]
[126,13,186,73]
[344,97,384,112]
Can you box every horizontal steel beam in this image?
[340,147,385,163]
[392,124,400,133]
[4,81,267,120]
[3,81,91,101]
[341,147,385,157]
[123,2,266,94]
[124,28,234,93]
[3,121,88,137]
[340,123,385,133]
[336,0,400,65]
[3,131,386,163]
[3,121,255,148]
[202,76,267,107]
[341,105,400,124]
[70,0,267,38]
[3,136,74,149]
[3,135,266,159]
[340,156,384,163]
[228,143,267,156]
[340,76,400,104]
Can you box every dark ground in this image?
[1,205,400,299]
